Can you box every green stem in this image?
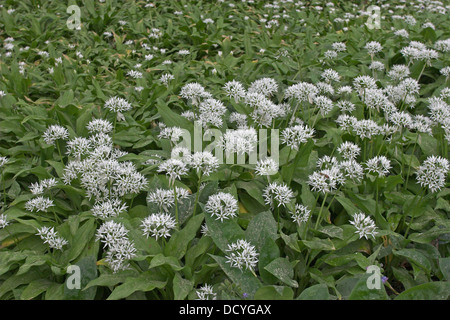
[2,171,6,208]
[173,184,179,227]
[56,140,64,166]
[315,193,328,229]
[193,172,203,217]
[405,134,419,189]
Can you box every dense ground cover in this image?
[0,0,449,300]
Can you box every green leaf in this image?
[393,249,432,274]
[395,282,450,300]
[439,257,450,281]
[21,279,54,300]
[64,255,98,300]
[245,211,278,252]
[254,286,294,300]
[149,253,184,272]
[297,284,330,300]
[204,210,245,253]
[84,270,138,291]
[348,274,389,300]
[301,238,336,251]
[68,218,96,262]
[107,272,167,300]
[164,213,204,260]
[173,273,193,300]
[210,255,261,298]
[264,257,298,288]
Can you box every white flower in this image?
[353,75,377,95]
[180,83,210,106]
[284,82,318,104]
[290,204,311,225]
[196,284,217,300]
[255,158,279,176]
[364,41,383,55]
[339,160,364,184]
[205,192,238,222]
[415,155,449,193]
[43,125,69,146]
[281,124,315,150]
[263,182,295,208]
[66,137,92,160]
[223,80,246,102]
[25,197,55,212]
[157,159,189,185]
[324,50,338,59]
[160,73,175,87]
[0,214,9,229]
[337,141,361,160]
[248,78,278,97]
[218,128,258,155]
[126,70,143,79]
[158,126,184,143]
[321,69,340,83]
[0,156,9,170]
[336,100,355,112]
[92,198,128,220]
[313,95,334,116]
[225,239,259,271]
[86,119,113,134]
[141,213,177,240]
[198,98,227,128]
[331,42,346,52]
[350,213,378,239]
[365,156,391,177]
[36,226,68,250]
[104,96,132,113]
[96,221,137,273]
[188,151,219,176]
[29,178,58,195]
[387,65,410,81]
[308,167,344,194]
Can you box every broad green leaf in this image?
[395,282,450,300]
[245,211,278,252]
[297,284,330,300]
[210,255,261,298]
[173,273,193,300]
[164,213,204,260]
[254,286,294,300]
[264,257,298,288]
[107,273,167,300]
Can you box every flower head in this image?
[141,213,177,240]
[205,192,239,222]
[225,239,259,271]
[350,213,378,239]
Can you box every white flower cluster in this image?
[147,187,190,212]
[196,284,217,300]
[205,192,238,221]
[141,213,177,240]
[350,213,378,239]
[415,155,449,193]
[96,221,137,273]
[36,226,68,250]
[225,239,259,272]
[263,182,295,208]
[61,127,146,206]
